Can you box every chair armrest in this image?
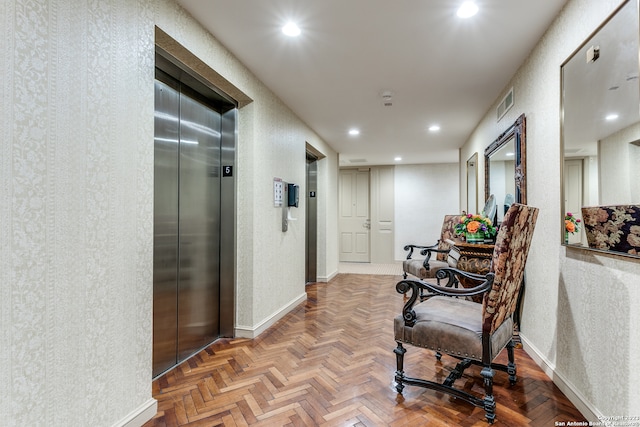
[420,247,449,256]
[436,267,486,282]
[419,247,450,268]
[396,272,495,327]
[403,243,437,260]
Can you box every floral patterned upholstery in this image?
[483,204,539,335]
[402,214,459,279]
[581,205,640,256]
[436,215,459,261]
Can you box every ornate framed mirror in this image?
[561,0,640,257]
[466,153,478,214]
[484,114,526,224]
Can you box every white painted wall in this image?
[459,0,640,420]
[599,121,640,204]
[0,0,338,425]
[394,163,460,260]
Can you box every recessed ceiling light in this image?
[506,152,515,157]
[428,125,441,132]
[282,22,301,37]
[606,114,619,121]
[457,2,478,18]
[348,128,360,136]
[394,157,402,162]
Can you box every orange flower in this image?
[565,219,575,233]
[466,220,481,233]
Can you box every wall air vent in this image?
[496,87,514,122]
[349,158,367,163]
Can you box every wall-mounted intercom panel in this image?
[287,183,299,208]
[280,181,299,232]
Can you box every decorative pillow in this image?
[581,205,640,255]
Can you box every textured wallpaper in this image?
[460,0,640,420]
[1,0,155,425]
[1,0,338,424]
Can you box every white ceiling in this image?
[562,0,640,157]
[176,0,567,166]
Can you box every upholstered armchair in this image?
[393,203,539,423]
[402,214,459,280]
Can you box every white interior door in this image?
[339,169,370,262]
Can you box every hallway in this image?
[145,273,584,426]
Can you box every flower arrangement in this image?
[565,212,581,234]
[454,213,497,238]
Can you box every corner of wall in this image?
[520,333,599,423]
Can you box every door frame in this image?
[155,49,237,339]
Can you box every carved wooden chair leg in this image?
[506,339,517,385]
[481,366,496,424]
[394,342,407,393]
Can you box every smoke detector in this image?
[381,90,393,107]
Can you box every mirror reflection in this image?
[488,139,515,223]
[485,113,526,225]
[561,0,640,256]
[467,153,478,214]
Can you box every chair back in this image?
[436,215,461,261]
[482,203,538,334]
[482,194,497,226]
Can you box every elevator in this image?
[153,53,236,378]
[305,153,318,284]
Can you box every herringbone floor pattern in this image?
[144,274,586,426]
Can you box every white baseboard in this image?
[520,333,601,423]
[317,269,338,283]
[114,398,157,427]
[235,292,307,339]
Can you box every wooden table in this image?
[454,240,494,275]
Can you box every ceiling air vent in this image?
[496,87,514,122]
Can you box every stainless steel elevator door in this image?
[305,155,318,283]
[176,86,221,362]
[154,78,180,376]
[153,75,221,378]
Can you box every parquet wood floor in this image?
[144,274,586,426]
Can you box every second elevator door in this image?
[153,73,221,377]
